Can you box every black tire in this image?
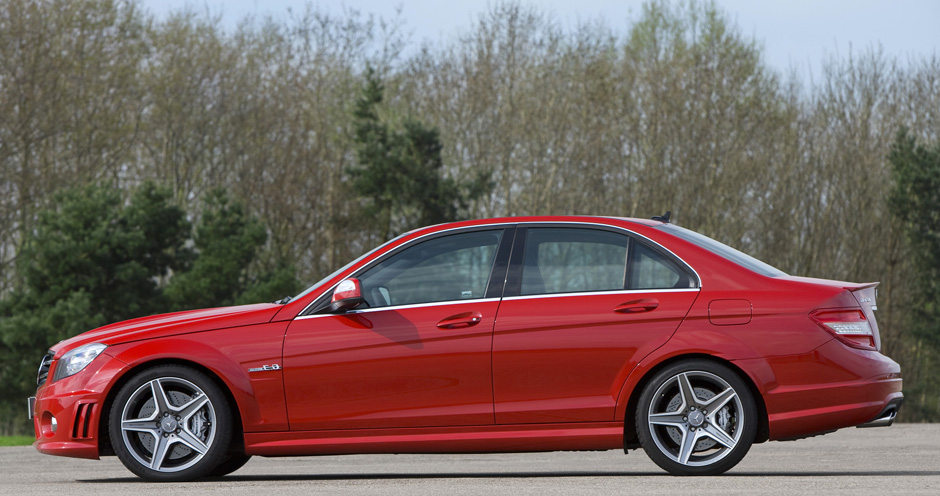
[207,453,252,477]
[635,359,757,476]
[109,365,233,482]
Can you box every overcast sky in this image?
[142,0,940,79]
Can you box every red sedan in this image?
[29,215,902,480]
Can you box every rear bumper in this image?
[736,339,903,440]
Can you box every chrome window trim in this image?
[501,287,700,302]
[514,221,702,290]
[295,297,502,319]
[296,219,701,317]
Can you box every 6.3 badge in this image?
[248,364,281,372]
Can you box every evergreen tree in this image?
[0,182,189,433]
[17,182,190,323]
[888,129,940,419]
[164,189,300,310]
[349,67,490,240]
[0,183,299,434]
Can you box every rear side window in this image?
[516,227,698,296]
[521,228,628,295]
[629,242,693,289]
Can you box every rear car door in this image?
[492,225,699,424]
[283,227,512,430]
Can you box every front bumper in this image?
[31,352,126,460]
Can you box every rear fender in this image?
[614,329,768,421]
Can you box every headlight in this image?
[53,343,107,382]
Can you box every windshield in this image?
[656,224,787,277]
[288,232,411,302]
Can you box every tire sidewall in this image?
[109,365,233,482]
[207,453,252,478]
[635,359,758,476]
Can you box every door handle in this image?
[437,311,484,329]
[614,298,660,314]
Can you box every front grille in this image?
[37,352,54,386]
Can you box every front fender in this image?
[106,322,289,432]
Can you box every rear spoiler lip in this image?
[844,281,879,291]
[776,275,879,292]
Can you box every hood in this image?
[51,303,283,356]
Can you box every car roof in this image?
[417,215,664,233]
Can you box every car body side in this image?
[31,216,902,460]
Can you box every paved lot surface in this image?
[2,424,938,495]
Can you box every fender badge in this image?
[249,364,281,373]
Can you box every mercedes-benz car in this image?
[29,215,903,480]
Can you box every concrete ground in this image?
[2,424,937,495]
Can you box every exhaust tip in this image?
[857,398,903,428]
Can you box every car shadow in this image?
[79,469,940,483]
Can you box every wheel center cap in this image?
[161,418,178,432]
[688,410,705,427]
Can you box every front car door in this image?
[283,227,512,430]
[492,225,700,424]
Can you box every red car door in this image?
[492,226,699,424]
[283,228,512,430]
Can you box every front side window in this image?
[357,230,503,308]
[521,228,629,295]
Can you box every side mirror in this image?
[328,278,364,313]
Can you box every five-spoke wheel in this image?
[636,360,757,475]
[110,365,234,481]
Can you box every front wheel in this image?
[109,365,233,482]
[635,360,757,476]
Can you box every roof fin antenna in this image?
[651,211,671,223]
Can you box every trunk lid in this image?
[778,276,881,351]
[846,282,881,351]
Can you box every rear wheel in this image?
[109,365,233,482]
[636,360,757,475]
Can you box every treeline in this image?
[0,0,938,431]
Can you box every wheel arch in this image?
[620,353,769,450]
[97,358,245,457]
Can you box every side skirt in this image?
[245,422,624,457]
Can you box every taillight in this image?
[811,308,875,350]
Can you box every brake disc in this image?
[665,387,718,451]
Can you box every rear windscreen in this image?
[655,224,787,277]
